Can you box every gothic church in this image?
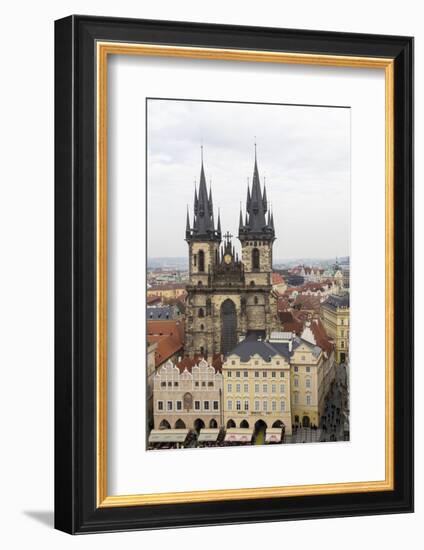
[184,150,279,357]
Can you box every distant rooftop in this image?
[322,293,350,309]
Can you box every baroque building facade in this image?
[184,151,279,357]
[153,358,223,431]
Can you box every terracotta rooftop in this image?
[310,318,334,354]
[148,282,186,291]
[272,272,285,285]
[176,354,223,373]
[293,294,321,311]
[147,319,184,367]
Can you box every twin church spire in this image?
[186,146,275,243]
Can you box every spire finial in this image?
[254,137,257,161]
[201,141,204,164]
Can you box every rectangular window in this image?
[195,381,199,387]
[263,384,268,393]
[255,384,260,393]
[174,381,179,387]
[236,371,241,378]
[306,395,311,405]
[280,372,285,378]
[280,384,285,394]
[244,383,249,393]
[161,381,166,387]
[236,400,241,411]
[271,384,276,393]
[227,400,232,411]
[263,400,268,411]
[244,400,249,411]
[244,371,248,378]
[294,366,298,372]
[194,400,200,410]
[167,401,173,411]
[272,401,276,411]
[281,400,286,412]
[294,393,299,404]
[204,401,209,410]
[227,384,232,392]
[262,371,267,378]
[201,381,206,387]
[294,378,299,387]
[158,401,163,411]
[306,366,311,373]
[255,401,260,411]
[255,371,259,378]
[176,401,182,410]
[208,381,214,387]
[272,371,276,378]
[227,371,232,377]
[306,378,311,388]
[213,401,219,410]
[236,384,241,393]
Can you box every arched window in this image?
[198,249,205,272]
[198,308,204,318]
[254,296,258,305]
[252,248,260,270]
[200,324,204,331]
[249,281,255,287]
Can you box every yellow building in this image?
[321,293,350,363]
[290,339,326,428]
[223,335,292,438]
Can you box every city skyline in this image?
[147,98,350,259]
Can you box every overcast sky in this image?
[147,99,350,260]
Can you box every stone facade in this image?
[153,358,223,430]
[184,152,278,357]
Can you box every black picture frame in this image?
[55,15,414,534]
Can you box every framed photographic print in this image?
[54,15,414,534]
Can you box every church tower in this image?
[185,150,221,285]
[184,146,278,359]
[185,152,221,357]
[238,147,275,287]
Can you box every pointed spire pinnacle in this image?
[186,206,190,236]
[263,177,268,213]
[239,145,274,242]
[217,208,221,236]
[189,148,219,241]
[239,203,243,230]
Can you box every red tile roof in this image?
[272,272,285,285]
[148,283,186,291]
[176,354,223,373]
[293,295,321,311]
[310,318,334,354]
[147,320,184,367]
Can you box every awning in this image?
[198,429,220,442]
[224,428,253,443]
[265,428,282,443]
[148,429,189,443]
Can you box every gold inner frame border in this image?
[96,42,394,508]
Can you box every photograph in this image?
[146,98,351,450]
